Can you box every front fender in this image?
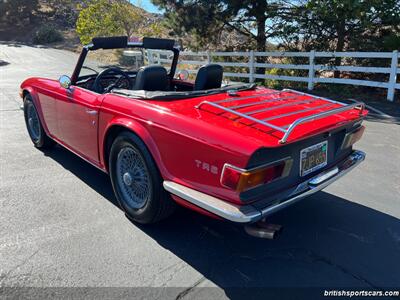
[20,83,51,136]
[99,116,171,178]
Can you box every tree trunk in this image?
[334,21,346,78]
[255,3,267,82]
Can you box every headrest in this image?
[194,64,223,91]
[134,65,169,91]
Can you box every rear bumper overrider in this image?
[163,150,366,223]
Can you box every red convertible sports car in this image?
[20,36,367,229]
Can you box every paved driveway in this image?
[1,43,399,299]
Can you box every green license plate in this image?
[300,141,328,177]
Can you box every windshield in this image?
[79,49,173,77]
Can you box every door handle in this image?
[85,109,98,115]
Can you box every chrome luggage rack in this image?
[196,89,365,144]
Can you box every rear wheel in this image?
[109,131,175,224]
[23,94,55,149]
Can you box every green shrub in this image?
[263,67,306,90]
[324,84,354,98]
[33,26,63,44]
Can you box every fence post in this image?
[207,50,211,64]
[141,48,146,66]
[156,52,161,65]
[249,50,255,83]
[308,50,315,90]
[387,50,398,102]
[147,49,153,64]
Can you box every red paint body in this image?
[20,77,367,216]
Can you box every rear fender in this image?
[101,117,171,178]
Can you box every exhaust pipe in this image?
[244,218,282,239]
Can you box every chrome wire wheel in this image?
[27,103,41,142]
[116,147,152,209]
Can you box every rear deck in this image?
[196,89,366,144]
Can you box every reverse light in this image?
[341,126,365,149]
[220,158,293,193]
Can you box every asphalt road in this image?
[1,43,400,299]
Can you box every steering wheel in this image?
[93,67,132,93]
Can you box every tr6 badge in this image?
[195,160,219,175]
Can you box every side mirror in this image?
[176,70,189,81]
[59,75,71,89]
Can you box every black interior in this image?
[76,63,225,96]
[133,65,169,91]
[92,67,133,93]
[194,64,223,91]
[76,71,134,92]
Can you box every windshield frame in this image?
[71,37,180,85]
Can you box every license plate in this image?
[300,141,328,177]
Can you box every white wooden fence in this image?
[146,49,399,101]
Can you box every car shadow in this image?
[41,145,118,207]
[41,145,400,299]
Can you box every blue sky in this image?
[130,0,162,14]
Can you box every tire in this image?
[23,94,55,149]
[109,131,175,224]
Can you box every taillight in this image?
[220,158,293,192]
[341,126,365,149]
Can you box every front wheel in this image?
[109,131,175,224]
[23,94,55,149]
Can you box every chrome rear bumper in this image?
[163,150,366,223]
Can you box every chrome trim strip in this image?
[308,167,338,185]
[223,156,292,174]
[163,150,365,223]
[163,181,261,223]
